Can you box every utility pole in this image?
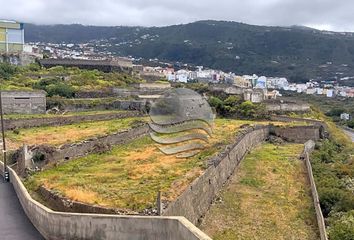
[0,91,9,182]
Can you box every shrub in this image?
[347,120,354,129]
[34,78,75,98]
[328,211,354,240]
[0,62,17,80]
[46,83,75,98]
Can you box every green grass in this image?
[201,143,319,240]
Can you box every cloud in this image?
[0,0,353,31]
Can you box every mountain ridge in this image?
[24,20,354,85]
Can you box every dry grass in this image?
[4,110,126,120]
[200,143,319,240]
[25,119,310,212]
[6,117,147,150]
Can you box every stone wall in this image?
[38,186,134,215]
[0,161,212,240]
[302,140,328,240]
[266,102,310,113]
[271,125,321,143]
[16,125,149,167]
[163,126,270,225]
[61,100,147,113]
[50,124,149,163]
[270,115,327,129]
[4,111,143,130]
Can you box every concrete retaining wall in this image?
[270,115,328,129]
[302,141,328,240]
[271,125,321,143]
[266,103,310,113]
[51,124,149,163]
[14,125,149,168]
[61,100,147,113]
[4,111,144,130]
[163,126,270,225]
[0,161,212,240]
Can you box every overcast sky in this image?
[1,0,353,31]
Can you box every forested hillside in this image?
[25,21,354,84]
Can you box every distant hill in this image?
[25,21,354,85]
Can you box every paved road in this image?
[343,128,354,142]
[0,178,44,240]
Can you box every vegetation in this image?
[6,117,147,150]
[3,110,126,120]
[283,92,354,129]
[294,108,354,240]
[24,119,298,211]
[0,62,18,80]
[201,143,319,240]
[1,63,143,96]
[25,21,354,83]
[209,95,267,119]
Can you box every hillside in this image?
[25,21,354,84]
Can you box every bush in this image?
[34,78,75,98]
[328,211,354,240]
[46,83,75,98]
[347,120,354,129]
[0,62,17,80]
[326,108,346,117]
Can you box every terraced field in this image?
[25,119,282,211]
[6,117,147,150]
[201,143,319,240]
[4,110,127,120]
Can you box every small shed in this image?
[1,90,46,114]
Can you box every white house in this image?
[340,113,351,121]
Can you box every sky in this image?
[1,0,354,32]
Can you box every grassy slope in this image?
[6,117,147,149]
[25,119,282,211]
[201,143,319,240]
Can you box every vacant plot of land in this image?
[201,143,319,240]
[25,120,310,212]
[6,117,147,149]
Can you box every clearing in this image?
[200,143,319,240]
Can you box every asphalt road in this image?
[0,178,44,240]
[343,128,354,142]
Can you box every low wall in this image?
[266,103,310,113]
[302,141,328,240]
[61,100,147,113]
[51,124,149,162]
[4,111,144,130]
[15,125,149,167]
[163,126,270,225]
[0,161,212,240]
[38,186,135,215]
[270,115,328,129]
[271,125,321,143]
